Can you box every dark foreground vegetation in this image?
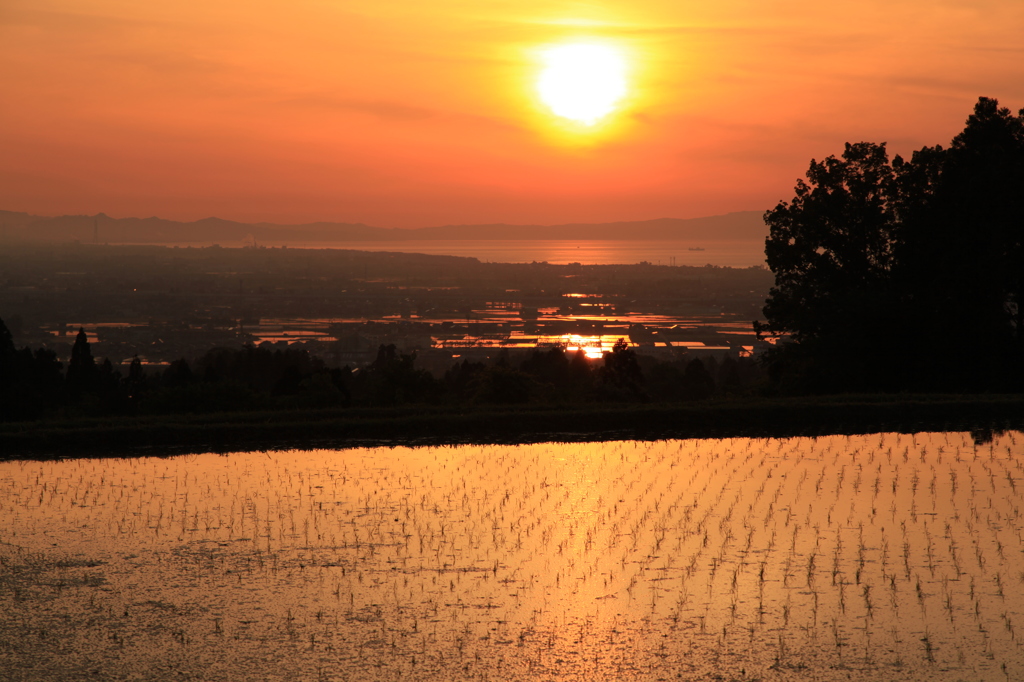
[0,317,755,420]
[758,97,1024,392]
[3,316,1022,458]
[2,394,1022,460]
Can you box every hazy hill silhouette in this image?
[0,210,765,245]
[402,213,765,241]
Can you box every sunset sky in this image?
[2,0,1022,228]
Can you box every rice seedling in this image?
[3,431,1024,679]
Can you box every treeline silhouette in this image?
[757,97,1024,393]
[0,321,761,421]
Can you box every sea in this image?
[171,238,767,268]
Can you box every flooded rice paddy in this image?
[2,433,1024,681]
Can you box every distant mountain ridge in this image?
[0,209,767,245]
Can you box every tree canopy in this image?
[757,97,1024,392]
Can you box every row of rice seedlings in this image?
[4,432,1024,679]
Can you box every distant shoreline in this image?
[0,209,769,247]
[113,239,768,267]
[3,394,1021,461]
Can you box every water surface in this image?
[2,433,1021,680]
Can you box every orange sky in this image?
[2,1,1022,228]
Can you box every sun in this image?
[536,43,627,126]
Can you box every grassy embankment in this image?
[2,393,1023,460]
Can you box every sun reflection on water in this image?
[3,432,1023,680]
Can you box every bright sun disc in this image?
[537,43,627,126]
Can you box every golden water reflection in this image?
[2,433,1023,680]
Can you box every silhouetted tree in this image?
[66,328,97,397]
[471,365,536,404]
[3,315,23,341]
[0,317,14,359]
[0,318,67,420]
[758,142,899,342]
[681,359,716,400]
[195,345,322,392]
[717,357,743,395]
[290,368,348,408]
[521,346,588,401]
[124,355,146,410]
[163,358,194,387]
[521,347,570,386]
[128,355,144,384]
[359,344,437,405]
[443,359,487,402]
[644,361,686,401]
[567,348,593,397]
[757,97,1024,392]
[898,98,1024,388]
[26,347,65,414]
[597,339,646,401]
[1,319,69,418]
[271,365,304,397]
[0,317,22,419]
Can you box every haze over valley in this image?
[0,209,766,252]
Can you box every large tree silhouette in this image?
[900,98,1024,388]
[66,327,98,397]
[757,97,1024,391]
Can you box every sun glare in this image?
[537,43,627,126]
